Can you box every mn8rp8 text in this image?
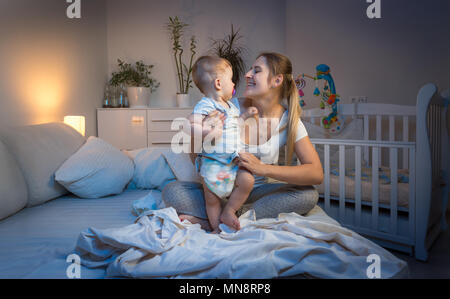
[223,283,270,294]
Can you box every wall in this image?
[1,1,448,135]
[285,0,450,208]
[286,0,450,107]
[106,0,286,107]
[0,0,107,137]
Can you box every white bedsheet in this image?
[0,190,151,278]
[74,207,408,279]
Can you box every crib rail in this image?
[303,83,448,260]
[311,138,416,247]
[302,103,416,169]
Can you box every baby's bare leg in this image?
[203,181,222,233]
[220,169,254,230]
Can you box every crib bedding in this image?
[0,189,349,279]
[315,174,410,208]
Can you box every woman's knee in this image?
[289,185,319,214]
[290,185,318,203]
[161,181,207,218]
[161,181,181,206]
[251,184,319,217]
[161,181,201,206]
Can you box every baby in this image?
[189,56,257,233]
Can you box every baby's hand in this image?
[202,110,225,138]
[242,106,258,120]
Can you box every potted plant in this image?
[166,16,197,107]
[210,24,247,89]
[109,59,160,108]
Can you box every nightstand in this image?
[97,107,192,150]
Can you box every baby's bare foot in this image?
[220,209,241,231]
[179,214,212,231]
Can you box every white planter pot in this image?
[176,93,190,108]
[127,87,151,108]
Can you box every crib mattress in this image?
[315,174,410,208]
[0,189,337,279]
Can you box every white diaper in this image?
[198,157,239,199]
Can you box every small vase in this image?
[176,93,190,107]
[127,87,151,108]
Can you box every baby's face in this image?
[220,66,235,101]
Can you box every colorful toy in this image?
[296,64,345,133]
[295,77,306,108]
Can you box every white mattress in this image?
[315,174,410,208]
[0,190,150,278]
[0,189,337,279]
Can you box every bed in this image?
[0,124,408,279]
[301,83,450,261]
[0,178,398,279]
[0,189,148,278]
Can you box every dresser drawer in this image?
[148,131,178,144]
[148,131,191,145]
[148,118,191,132]
[97,108,192,151]
[147,109,192,122]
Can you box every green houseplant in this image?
[166,16,197,107]
[109,59,160,107]
[210,24,247,89]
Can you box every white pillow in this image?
[130,148,177,190]
[0,123,86,207]
[55,136,134,198]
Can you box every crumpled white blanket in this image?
[74,207,408,279]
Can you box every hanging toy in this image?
[295,77,307,108]
[295,64,345,134]
[313,77,321,96]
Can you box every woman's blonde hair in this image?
[257,52,302,164]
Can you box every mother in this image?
[163,52,324,229]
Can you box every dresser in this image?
[97,107,192,150]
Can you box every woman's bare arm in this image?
[239,136,324,186]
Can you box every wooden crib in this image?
[302,83,449,261]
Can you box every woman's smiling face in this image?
[243,56,272,99]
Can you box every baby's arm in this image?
[188,111,225,140]
[188,113,207,139]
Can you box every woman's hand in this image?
[238,152,267,177]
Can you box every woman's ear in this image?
[271,74,284,88]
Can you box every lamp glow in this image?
[64,116,85,136]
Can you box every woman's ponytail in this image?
[257,52,302,165]
[285,75,302,164]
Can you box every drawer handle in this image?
[131,116,145,124]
